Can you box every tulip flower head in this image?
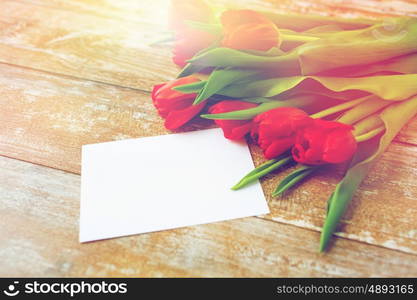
[209,100,258,140]
[251,107,312,159]
[152,76,206,130]
[292,119,357,165]
[221,9,281,51]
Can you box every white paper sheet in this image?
[79,128,269,242]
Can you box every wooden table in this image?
[1,0,417,277]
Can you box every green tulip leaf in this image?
[298,18,417,75]
[272,165,319,197]
[177,38,221,78]
[178,64,207,78]
[337,95,392,125]
[261,11,377,32]
[232,156,293,190]
[193,68,262,105]
[187,19,417,75]
[173,80,207,94]
[319,95,417,252]
[201,102,281,120]
[240,97,279,104]
[353,115,384,136]
[188,48,301,74]
[218,74,417,101]
[201,95,318,120]
[304,25,344,34]
[327,52,417,77]
[242,47,285,57]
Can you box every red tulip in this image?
[152,76,206,130]
[251,107,312,159]
[221,10,280,51]
[209,100,258,140]
[292,119,357,165]
[173,29,215,67]
[169,0,213,33]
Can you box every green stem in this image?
[263,11,378,31]
[337,96,392,125]
[201,95,316,120]
[232,156,292,190]
[353,114,384,136]
[281,33,320,43]
[310,96,369,119]
[355,127,385,142]
[272,165,318,197]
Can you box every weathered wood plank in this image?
[0,0,177,91]
[250,142,417,254]
[17,0,172,25]
[0,1,415,148]
[1,63,416,255]
[0,63,415,173]
[308,0,417,17]
[0,63,214,173]
[1,0,417,268]
[1,155,417,277]
[1,0,416,97]
[20,0,417,20]
[397,119,417,146]
[0,63,167,173]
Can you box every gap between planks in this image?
[1,62,417,256]
[0,0,416,260]
[0,0,416,94]
[0,61,154,95]
[2,154,417,276]
[2,150,416,258]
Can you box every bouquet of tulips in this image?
[151,0,417,251]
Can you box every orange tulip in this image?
[221,9,281,51]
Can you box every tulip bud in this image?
[221,9,281,51]
[209,100,258,140]
[251,107,312,159]
[152,76,206,130]
[292,119,357,165]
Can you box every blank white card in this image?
[80,128,269,242]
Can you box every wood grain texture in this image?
[17,0,174,25]
[0,63,415,174]
[0,0,415,146]
[0,0,177,91]
[250,143,417,255]
[2,155,417,277]
[0,63,215,173]
[1,0,417,276]
[0,63,165,173]
[20,0,417,19]
[1,0,416,95]
[1,62,416,256]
